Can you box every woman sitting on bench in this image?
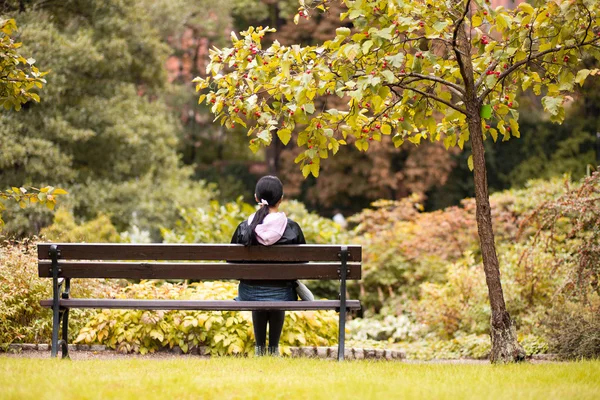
[231,175,306,356]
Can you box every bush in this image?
[161,198,254,244]
[39,209,122,243]
[162,198,346,245]
[0,240,121,345]
[75,280,339,356]
[412,252,490,338]
[70,170,217,241]
[399,334,492,360]
[546,301,600,360]
[280,200,348,244]
[347,315,423,342]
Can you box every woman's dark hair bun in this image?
[243,176,284,246]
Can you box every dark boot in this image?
[268,346,280,357]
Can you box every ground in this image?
[1,354,598,399]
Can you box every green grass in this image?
[1,357,599,400]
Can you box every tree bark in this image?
[456,20,525,363]
[467,110,526,363]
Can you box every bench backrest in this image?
[37,243,361,280]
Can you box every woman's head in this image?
[254,175,284,208]
[244,175,284,246]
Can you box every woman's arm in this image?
[230,222,244,244]
[291,221,306,244]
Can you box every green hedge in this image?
[75,281,339,356]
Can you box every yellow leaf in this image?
[52,188,68,195]
[277,129,292,145]
[467,155,474,171]
[310,163,320,178]
[302,164,311,178]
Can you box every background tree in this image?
[0,1,213,238]
[0,18,45,110]
[0,17,67,227]
[195,0,600,362]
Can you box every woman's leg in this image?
[252,311,268,355]
[267,310,285,354]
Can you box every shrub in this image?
[280,200,348,244]
[75,280,339,356]
[546,300,600,360]
[412,252,489,338]
[39,209,122,243]
[0,240,121,345]
[347,315,423,342]
[399,334,492,360]
[519,171,600,302]
[162,198,346,245]
[161,197,254,244]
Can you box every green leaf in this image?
[310,163,320,178]
[304,103,315,114]
[480,105,492,119]
[380,70,395,84]
[257,130,272,144]
[302,164,311,178]
[517,2,535,14]
[575,69,590,86]
[277,129,292,145]
[489,128,498,142]
[433,20,449,32]
[541,96,563,116]
[392,135,404,148]
[509,118,520,138]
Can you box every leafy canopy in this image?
[195,0,600,177]
[0,18,46,111]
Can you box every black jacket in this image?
[230,218,306,246]
[230,218,306,286]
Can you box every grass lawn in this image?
[1,357,599,399]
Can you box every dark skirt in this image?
[237,281,297,301]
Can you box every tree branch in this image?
[400,72,466,96]
[452,0,472,94]
[479,37,600,101]
[386,83,467,114]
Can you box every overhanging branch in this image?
[401,72,466,96]
[386,83,467,114]
[453,0,472,96]
[478,37,600,101]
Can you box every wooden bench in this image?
[38,243,362,360]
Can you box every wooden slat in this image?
[38,261,361,280]
[39,299,361,311]
[37,243,361,262]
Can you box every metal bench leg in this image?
[51,303,60,358]
[58,308,70,359]
[58,278,71,359]
[49,245,61,358]
[338,246,348,361]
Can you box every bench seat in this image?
[40,299,362,311]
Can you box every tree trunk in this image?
[466,109,526,363]
[455,17,525,362]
